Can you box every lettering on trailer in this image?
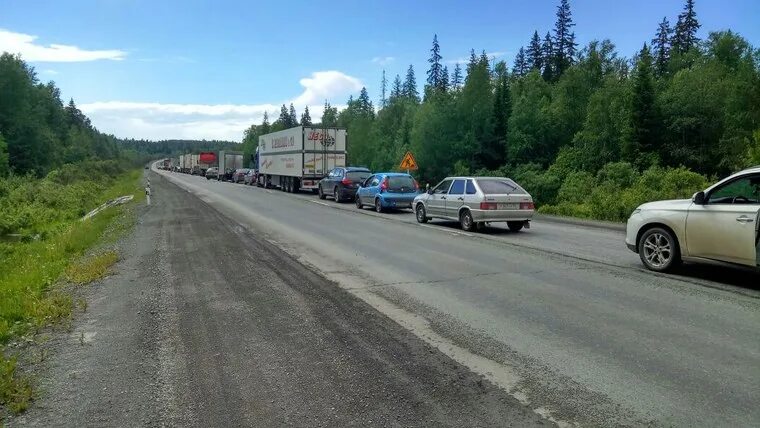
[399,151,418,170]
[271,136,295,149]
[307,131,336,147]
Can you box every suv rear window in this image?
[347,171,371,181]
[476,179,525,195]
[388,176,415,190]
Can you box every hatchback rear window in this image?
[347,171,371,181]
[388,176,415,190]
[476,179,525,194]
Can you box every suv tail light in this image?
[341,178,352,185]
[480,202,498,210]
[520,202,535,210]
[380,177,389,192]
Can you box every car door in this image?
[357,175,374,200]
[685,173,760,266]
[366,175,382,200]
[427,179,452,217]
[445,179,467,217]
[323,169,337,194]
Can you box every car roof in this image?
[344,167,370,171]
[375,172,412,176]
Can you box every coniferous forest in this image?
[243,0,760,221]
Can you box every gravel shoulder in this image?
[9,172,547,427]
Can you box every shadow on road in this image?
[671,263,760,291]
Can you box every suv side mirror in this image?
[692,191,706,205]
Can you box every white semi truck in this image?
[256,126,347,193]
[218,150,244,181]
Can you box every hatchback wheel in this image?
[318,185,326,200]
[507,221,524,232]
[334,187,341,203]
[375,198,383,213]
[460,210,474,231]
[415,204,428,223]
[355,196,363,209]
[638,227,681,272]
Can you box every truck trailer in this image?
[218,150,244,181]
[257,126,347,193]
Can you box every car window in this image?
[433,180,452,194]
[370,176,381,187]
[449,179,465,195]
[708,175,760,204]
[476,178,525,195]
[388,175,415,190]
[347,171,371,181]
[466,180,477,194]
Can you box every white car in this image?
[626,166,760,272]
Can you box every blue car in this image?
[355,173,420,213]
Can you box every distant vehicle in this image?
[626,166,760,272]
[414,177,535,232]
[257,126,347,193]
[356,173,419,212]
[205,167,219,180]
[218,151,243,180]
[162,158,171,170]
[318,167,371,202]
[219,168,235,181]
[231,168,250,183]
[243,169,257,185]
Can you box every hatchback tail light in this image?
[341,178,352,185]
[480,202,498,210]
[380,177,389,192]
[520,202,535,210]
[413,179,419,190]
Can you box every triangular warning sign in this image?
[399,151,418,170]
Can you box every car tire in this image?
[375,198,383,213]
[356,196,363,209]
[318,185,326,200]
[507,221,524,232]
[638,227,681,272]
[416,204,428,223]
[460,210,475,231]
[334,187,341,203]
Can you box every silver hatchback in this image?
[413,177,535,232]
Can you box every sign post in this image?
[398,151,418,174]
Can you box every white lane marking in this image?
[418,223,473,237]
[147,194,151,205]
[310,200,330,207]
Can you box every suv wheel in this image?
[334,187,341,203]
[318,185,326,200]
[638,227,681,272]
[356,196,363,209]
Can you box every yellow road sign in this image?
[399,151,418,171]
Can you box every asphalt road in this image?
[148,170,760,427]
[13,170,546,427]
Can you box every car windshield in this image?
[476,179,524,195]
[347,171,371,181]
[388,176,415,190]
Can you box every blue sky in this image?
[1,0,758,140]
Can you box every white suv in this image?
[626,166,760,272]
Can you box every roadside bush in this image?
[557,171,595,204]
[512,163,562,206]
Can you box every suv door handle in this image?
[736,216,754,223]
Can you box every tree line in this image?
[241,0,760,219]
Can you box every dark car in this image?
[318,167,372,202]
[231,168,250,183]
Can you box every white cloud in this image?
[371,56,395,66]
[446,51,507,65]
[80,70,361,141]
[0,28,126,62]
[42,69,59,75]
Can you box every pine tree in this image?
[466,49,478,76]
[492,61,511,166]
[390,74,402,99]
[673,0,700,54]
[322,101,338,127]
[403,64,419,102]
[626,43,658,164]
[541,32,555,81]
[426,34,443,89]
[440,65,449,92]
[513,47,528,76]
[451,63,463,89]
[527,30,543,71]
[261,111,271,134]
[380,69,388,108]
[552,0,577,76]
[300,106,312,126]
[288,103,298,127]
[652,17,672,77]
[278,104,289,125]
[358,87,374,117]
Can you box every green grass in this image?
[0,167,144,415]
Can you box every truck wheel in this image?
[334,187,341,203]
[292,178,300,193]
[318,185,326,200]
